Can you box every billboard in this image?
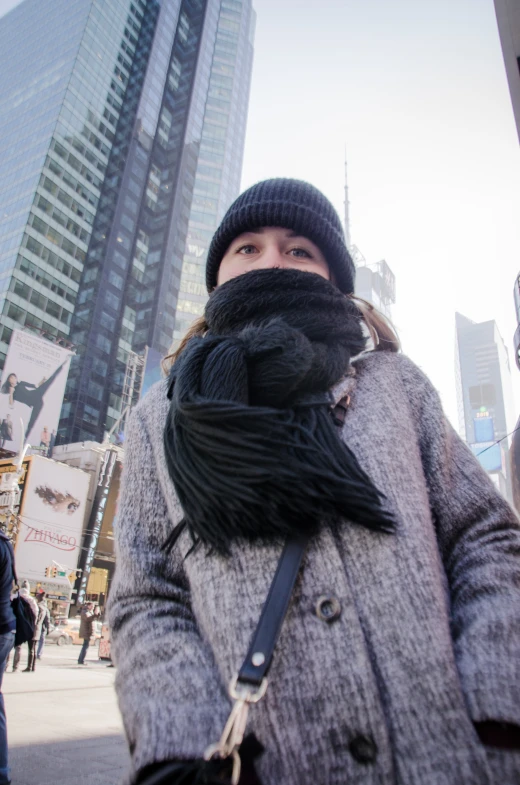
[470,442,503,473]
[15,455,90,583]
[473,415,494,443]
[0,329,73,449]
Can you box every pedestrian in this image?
[35,592,50,660]
[0,531,16,785]
[108,179,520,785]
[10,580,37,672]
[25,592,47,672]
[77,602,94,665]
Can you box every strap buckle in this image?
[204,676,268,785]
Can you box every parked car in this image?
[46,618,102,646]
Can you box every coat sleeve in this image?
[399,356,520,727]
[107,404,230,776]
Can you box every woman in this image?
[108,179,520,785]
[1,358,68,439]
[24,592,48,672]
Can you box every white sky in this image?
[1,0,519,427]
[240,0,520,427]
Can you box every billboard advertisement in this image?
[0,329,73,449]
[470,442,503,474]
[473,415,494,443]
[15,455,90,583]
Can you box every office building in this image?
[494,0,520,144]
[354,258,396,321]
[0,0,255,444]
[455,312,515,499]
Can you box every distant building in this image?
[455,312,515,500]
[354,255,396,321]
[494,0,520,144]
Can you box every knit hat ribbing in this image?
[205,178,355,294]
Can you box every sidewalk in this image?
[3,644,130,785]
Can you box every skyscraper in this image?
[0,0,255,444]
[494,0,520,144]
[455,311,515,499]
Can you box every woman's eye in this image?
[237,244,258,255]
[289,247,312,258]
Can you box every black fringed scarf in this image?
[163,268,395,554]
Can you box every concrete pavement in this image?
[3,642,130,784]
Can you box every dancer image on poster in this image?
[0,414,13,449]
[1,358,69,440]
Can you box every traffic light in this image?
[44,567,50,577]
[51,566,57,578]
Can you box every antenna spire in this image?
[344,147,351,251]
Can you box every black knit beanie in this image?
[205,178,355,294]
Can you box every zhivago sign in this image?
[0,329,73,449]
[14,456,90,583]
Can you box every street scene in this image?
[4,643,128,785]
[0,0,519,783]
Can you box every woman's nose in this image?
[258,248,287,269]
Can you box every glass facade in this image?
[0,0,147,359]
[0,0,255,444]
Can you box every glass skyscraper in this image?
[455,312,515,501]
[0,0,255,443]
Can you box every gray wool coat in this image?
[108,351,520,785]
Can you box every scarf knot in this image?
[164,268,395,553]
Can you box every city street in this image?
[3,642,129,785]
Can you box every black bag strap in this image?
[235,395,348,689]
[237,532,309,688]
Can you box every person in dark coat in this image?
[0,532,16,784]
[78,603,94,665]
[11,580,37,671]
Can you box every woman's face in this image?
[217,226,330,286]
[7,374,17,387]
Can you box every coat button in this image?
[349,734,378,764]
[315,595,341,622]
